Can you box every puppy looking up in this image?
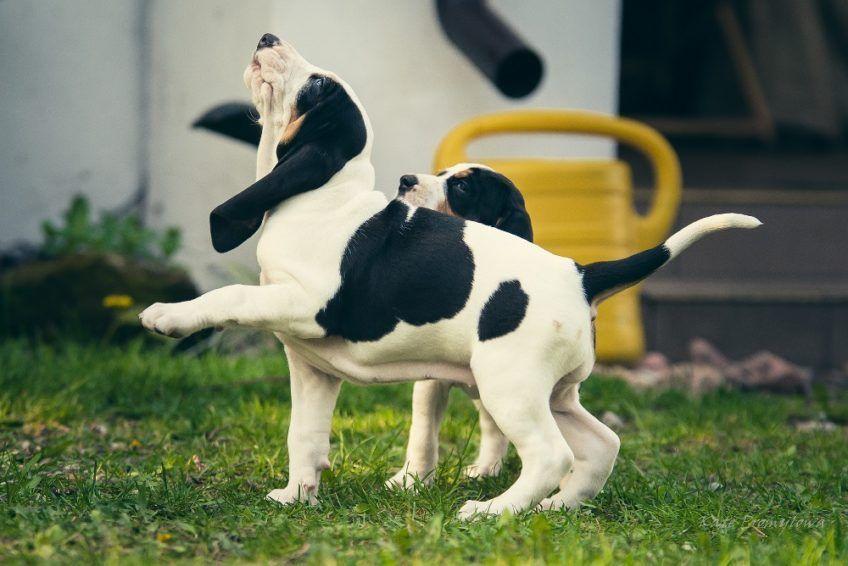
[141,34,761,518]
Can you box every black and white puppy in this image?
[390,165,534,487]
[140,34,761,518]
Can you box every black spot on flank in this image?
[209,74,366,253]
[316,201,475,342]
[478,280,529,341]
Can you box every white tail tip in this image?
[731,214,763,229]
[665,213,762,257]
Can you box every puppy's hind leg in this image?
[386,380,451,489]
[465,398,509,478]
[457,351,573,519]
[267,347,341,505]
[538,381,620,511]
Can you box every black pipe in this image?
[436,0,544,98]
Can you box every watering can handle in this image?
[433,110,682,247]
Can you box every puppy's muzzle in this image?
[257,33,281,50]
[398,175,418,196]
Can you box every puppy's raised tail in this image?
[579,213,762,305]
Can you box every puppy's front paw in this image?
[246,51,286,125]
[245,63,270,114]
[457,498,519,520]
[464,459,503,479]
[256,83,274,119]
[385,467,433,490]
[536,493,579,512]
[256,49,285,88]
[244,60,261,91]
[266,484,318,506]
[139,302,206,338]
[457,499,495,520]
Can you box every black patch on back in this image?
[478,280,529,341]
[577,244,671,304]
[209,74,367,253]
[316,201,475,342]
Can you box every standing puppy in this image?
[390,165,533,488]
[140,34,761,518]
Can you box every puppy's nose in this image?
[398,175,418,193]
[257,33,281,49]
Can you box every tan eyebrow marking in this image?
[453,168,472,178]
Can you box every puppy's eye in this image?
[449,179,468,194]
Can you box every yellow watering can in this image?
[434,110,682,363]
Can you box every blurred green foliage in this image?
[40,195,181,262]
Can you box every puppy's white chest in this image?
[255,188,388,340]
[256,188,384,285]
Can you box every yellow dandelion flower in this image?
[102,294,134,309]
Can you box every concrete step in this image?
[636,188,848,370]
[644,280,848,303]
[624,146,848,192]
[637,188,848,282]
[642,281,848,370]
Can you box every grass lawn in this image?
[1,339,846,564]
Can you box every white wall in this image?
[271,1,621,174]
[147,0,274,286]
[150,0,621,288]
[0,1,143,246]
[1,1,620,289]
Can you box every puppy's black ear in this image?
[209,74,367,253]
[496,184,534,242]
[210,145,337,252]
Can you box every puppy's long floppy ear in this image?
[209,75,367,253]
[496,183,534,242]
